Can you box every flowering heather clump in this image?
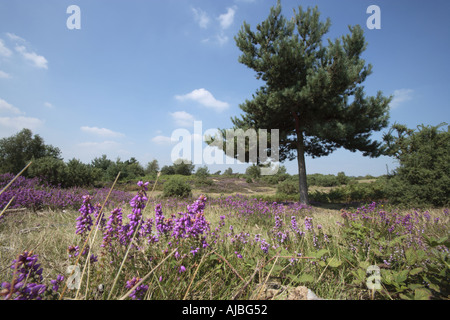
[76,195,94,235]
[102,207,124,250]
[290,216,305,237]
[0,173,132,214]
[1,251,46,300]
[304,216,313,231]
[50,275,64,292]
[125,277,148,300]
[155,203,174,236]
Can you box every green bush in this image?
[163,176,192,198]
[383,123,450,207]
[246,164,261,179]
[28,156,67,186]
[277,180,299,195]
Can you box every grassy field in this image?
[1,175,449,300]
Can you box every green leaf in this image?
[359,261,370,270]
[315,249,329,259]
[298,274,314,283]
[209,254,218,261]
[415,250,427,263]
[408,283,424,290]
[405,248,416,265]
[381,269,394,285]
[428,283,440,293]
[414,288,432,300]
[394,269,409,284]
[352,269,366,283]
[409,267,423,276]
[399,293,412,300]
[327,258,343,268]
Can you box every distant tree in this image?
[383,123,450,206]
[145,159,160,176]
[124,158,145,179]
[246,164,261,179]
[195,166,210,178]
[213,170,222,175]
[105,158,126,181]
[209,2,391,204]
[28,156,67,186]
[223,168,233,176]
[0,128,61,175]
[91,154,114,181]
[337,172,350,185]
[160,165,175,175]
[172,159,195,176]
[91,154,114,171]
[66,158,98,187]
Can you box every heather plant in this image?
[0,173,130,212]
[1,176,448,300]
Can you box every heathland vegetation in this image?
[0,2,448,301]
[0,121,448,301]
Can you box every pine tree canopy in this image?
[208,1,392,204]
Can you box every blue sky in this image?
[0,0,449,177]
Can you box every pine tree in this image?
[210,2,391,204]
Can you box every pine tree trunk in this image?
[292,112,309,205]
[296,135,309,205]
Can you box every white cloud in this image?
[0,116,44,133]
[6,33,25,43]
[175,88,229,112]
[218,7,236,30]
[77,141,120,149]
[391,89,413,109]
[0,98,23,115]
[216,33,229,46]
[81,126,125,138]
[170,111,196,127]
[152,135,176,145]
[192,7,210,29]
[0,98,44,136]
[0,70,11,79]
[43,102,53,108]
[15,45,48,69]
[0,39,12,57]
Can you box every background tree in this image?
[223,168,233,176]
[28,156,67,186]
[195,165,210,178]
[91,154,113,171]
[0,128,61,175]
[160,165,175,175]
[145,159,160,176]
[65,158,99,187]
[383,123,449,207]
[210,2,391,204]
[172,159,195,176]
[246,164,261,179]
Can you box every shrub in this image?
[245,164,261,179]
[383,123,450,207]
[277,180,299,195]
[163,176,192,198]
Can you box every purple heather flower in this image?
[304,216,313,231]
[76,195,94,236]
[2,251,47,300]
[50,274,64,292]
[179,265,186,273]
[125,277,148,300]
